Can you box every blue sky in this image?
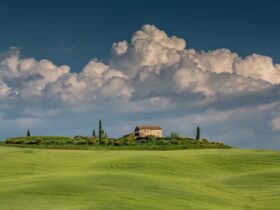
[1,0,279,70]
[1,0,280,149]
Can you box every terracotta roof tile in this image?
[136,125,162,130]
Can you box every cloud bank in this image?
[1,24,280,149]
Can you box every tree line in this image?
[25,122,202,140]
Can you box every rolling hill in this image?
[0,147,279,210]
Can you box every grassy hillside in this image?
[0,147,279,210]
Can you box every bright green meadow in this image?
[0,146,279,210]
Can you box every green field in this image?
[0,147,279,210]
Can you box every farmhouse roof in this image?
[136,125,162,130]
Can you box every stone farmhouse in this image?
[134,125,163,138]
[123,125,163,138]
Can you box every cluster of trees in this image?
[25,124,202,141]
[21,124,212,146]
[92,120,108,139]
[5,123,229,149]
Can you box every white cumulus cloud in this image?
[1,24,280,149]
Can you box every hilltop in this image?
[2,135,230,150]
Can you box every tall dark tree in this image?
[98,120,102,140]
[27,129,31,137]
[92,129,96,137]
[195,126,200,140]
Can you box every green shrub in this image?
[139,139,148,144]
[55,141,65,145]
[100,139,109,145]
[88,138,97,145]
[202,139,209,144]
[14,139,24,144]
[66,138,74,144]
[170,140,180,145]
[25,139,41,145]
[117,136,136,145]
[170,132,179,138]
[157,140,169,145]
[113,140,123,146]
[125,136,136,143]
[45,140,55,145]
[75,139,88,145]
[5,138,13,144]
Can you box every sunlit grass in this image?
[0,147,279,210]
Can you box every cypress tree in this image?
[101,129,105,138]
[98,120,102,140]
[92,129,96,137]
[195,126,200,140]
[27,129,31,137]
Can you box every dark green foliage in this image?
[5,136,73,145]
[66,138,74,144]
[196,126,200,140]
[75,139,88,145]
[92,129,96,137]
[139,139,148,144]
[157,140,169,145]
[3,135,231,150]
[146,135,157,141]
[88,138,97,145]
[201,139,208,144]
[99,120,102,140]
[170,132,179,138]
[97,120,108,140]
[27,130,31,137]
[25,138,42,145]
[170,140,180,145]
[100,139,109,145]
[113,140,123,146]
